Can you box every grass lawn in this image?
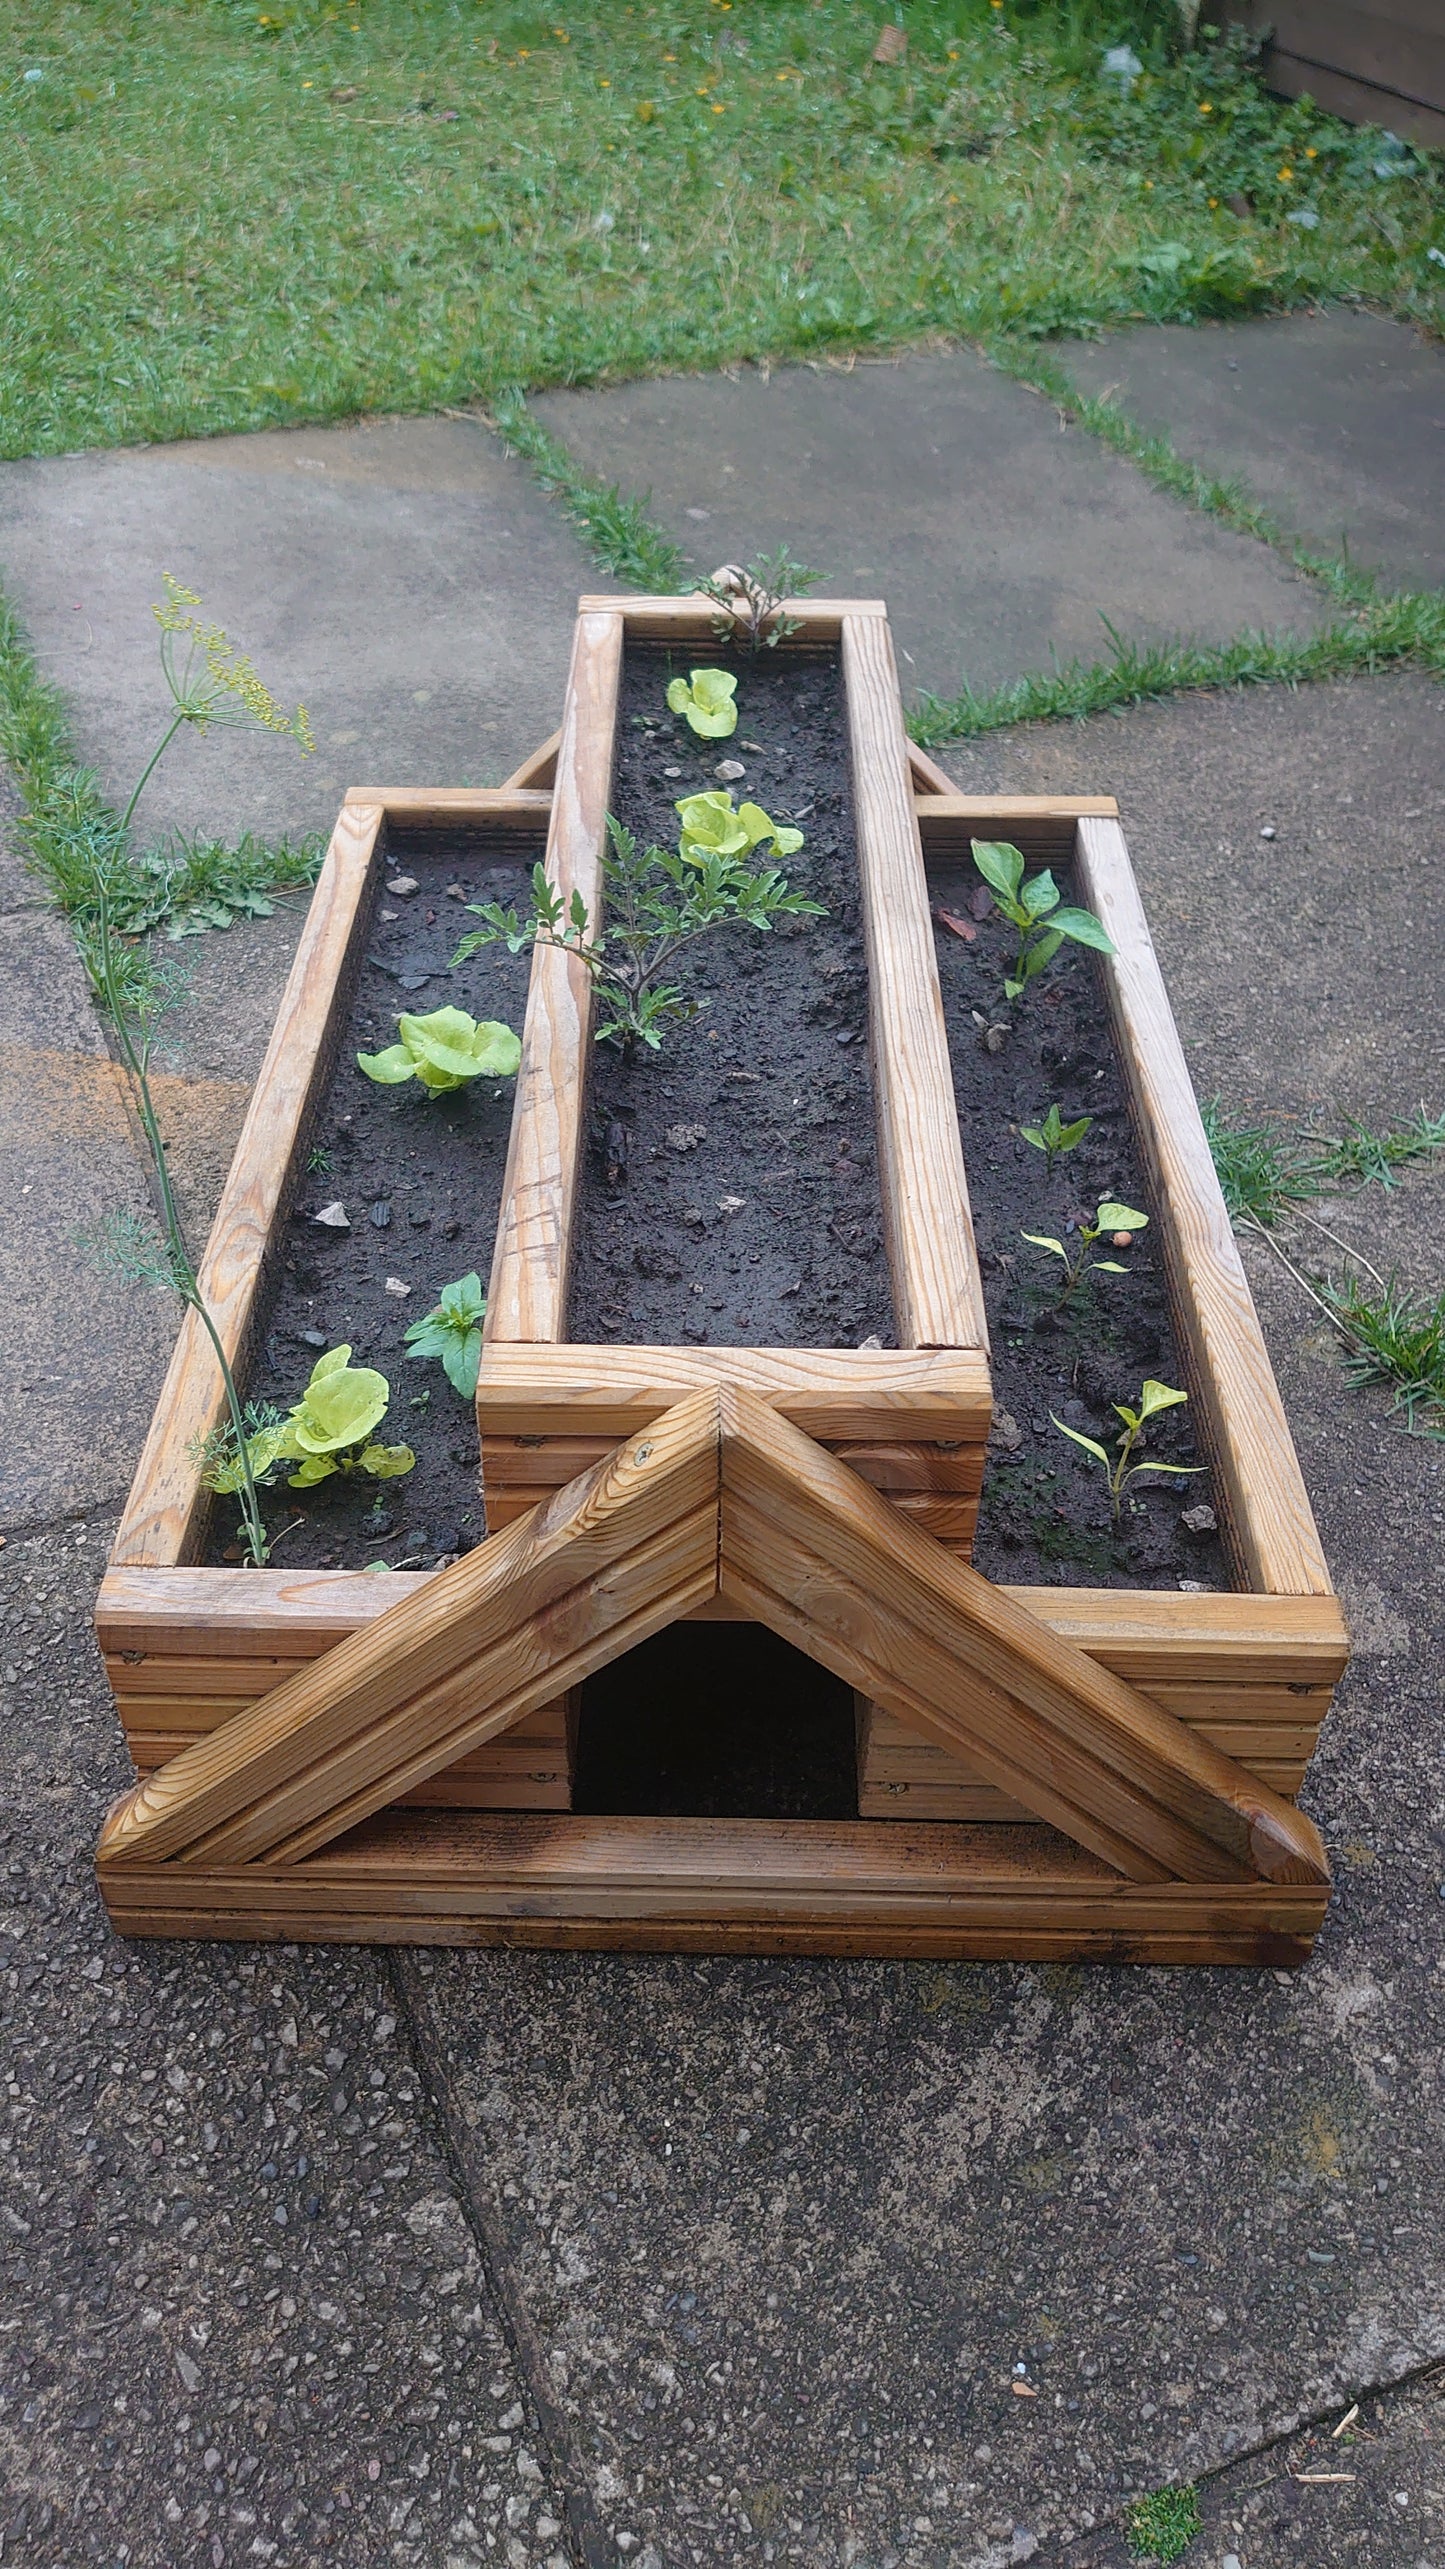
[2,0,1441,462]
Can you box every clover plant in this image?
[357,1006,522,1093]
[404,1271,487,1402]
[1021,1103,1092,1171]
[452,814,824,1056]
[1052,1380,1200,1521]
[666,667,738,738]
[1023,1199,1148,1305]
[675,789,803,865]
[972,840,1115,1000]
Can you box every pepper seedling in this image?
[1021,1103,1093,1171]
[357,1006,522,1094]
[404,1271,487,1402]
[1022,1199,1148,1304]
[1051,1380,1201,1520]
[666,667,738,738]
[972,840,1115,999]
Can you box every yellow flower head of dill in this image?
[152,573,315,751]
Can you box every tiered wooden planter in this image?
[95,594,1348,1963]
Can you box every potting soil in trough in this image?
[932,863,1232,1592]
[566,646,895,1350]
[203,836,538,1572]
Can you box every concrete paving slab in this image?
[1059,311,1445,594]
[398,1157,1445,2569]
[0,774,175,1531]
[530,353,1330,701]
[0,413,593,848]
[0,1511,584,2569]
[1059,2359,1445,2567]
[928,667,1445,1129]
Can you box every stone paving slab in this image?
[1059,311,1445,594]
[0,413,593,849]
[0,1510,583,2569]
[1059,2361,1444,2568]
[0,774,175,1530]
[531,351,1330,700]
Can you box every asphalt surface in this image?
[2,319,1443,2567]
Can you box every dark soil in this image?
[565,644,895,1350]
[203,832,540,1572]
[931,859,1232,1594]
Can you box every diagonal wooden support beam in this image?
[715,1393,1328,1890]
[98,1392,723,1876]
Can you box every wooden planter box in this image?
[95,595,1347,1965]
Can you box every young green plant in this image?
[205,1346,416,1491]
[666,667,738,738]
[972,840,1115,1000]
[93,579,315,1565]
[1052,1380,1201,1522]
[404,1272,487,1403]
[1021,1103,1092,1172]
[698,548,821,652]
[1023,1199,1148,1305]
[357,1005,521,1093]
[451,799,823,1055]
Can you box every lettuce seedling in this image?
[972,840,1115,999]
[452,818,824,1055]
[1021,1103,1092,1171]
[1052,1380,1201,1521]
[675,790,804,864]
[1023,1199,1148,1304]
[666,668,738,738]
[404,1271,487,1402]
[357,1006,522,1094]
[270,1346,415,1488]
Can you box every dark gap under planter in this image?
[930,857,1231,1596]
[568,643,895,1353]
[203,828,539,1572]
[574,1623,857,1821]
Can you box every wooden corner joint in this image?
[96,1388,1326,1901]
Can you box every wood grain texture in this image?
[502,732,561,792]
[917,797,1118,866]
[712,1393,1327,1887]
[110,801,384,1571]
[1074,816,1335,1598]
[576,595,883,644]
[98,1391,722,1874]
[122,1701,576,1810]
[907,741,959,797]
[843,612,988,1355]
[97,1811,1327,1962]
[341,788,552,828]
[476,1342,991,1442]
[484,609,623,1345]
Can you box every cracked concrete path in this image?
[530,350,1330,701]
[1057,311,1445,593]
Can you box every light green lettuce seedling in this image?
[674,790,804,865]
[273,1346,415,1488]
[666,667,738,738]
[357,1006,521,1094]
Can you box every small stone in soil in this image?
[408,1210,430,1228]
[715,758,747,782]
[1181,1504,1218,1536]
[857,1333,883,1352]
[717,1194,745,1214]
[662,764,682,779]
[384,1276,411,1297]
[440,1218,461,1239]
[836,1029,857,1046]
[369,1202,392,1229]
[313,1201,349,1228]
[990,1409,1023,1451]
[301,1327,328,1349]
[386,875,419,896]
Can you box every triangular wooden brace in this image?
[501,729,561,793]
[98,1390,1326,1893]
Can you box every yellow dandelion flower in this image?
[1305,144,1317,158]
[1199,100,1212,114]
[1278,164,1293,181]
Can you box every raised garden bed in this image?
[95,598,1347,1964]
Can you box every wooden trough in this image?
[94,594,1347,1963]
